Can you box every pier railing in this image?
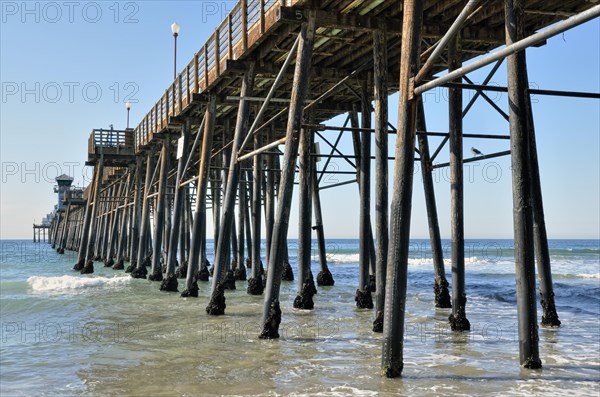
[134,0,285,152]
[88,128,134,155]
[63,187,85,203]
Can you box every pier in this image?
[43,0,599,377]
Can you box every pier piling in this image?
[448,36,470,332]
[506,0,542,369]
[373,28,389,332]
[382,0,423,378]
[208,63,256,313]
[260,13,316,339]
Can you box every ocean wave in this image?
[326,253,360,263]
[574,273,600,279]
[326,253,510,266]
[27,275,131,293]
[554,272,600,280]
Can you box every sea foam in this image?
[27,275,130,293]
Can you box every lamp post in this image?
[126,101,131,129]
[171,22,180,80]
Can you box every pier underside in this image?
[45,0,598,377]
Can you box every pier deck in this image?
[132,0,596,154]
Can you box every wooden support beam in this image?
[357,80,374,309]
[526,81,560,328]
[163,122,190,291]
[183,95,217,295]
[150,139,170,281]
[132,152,155,278]
[260,11,316,339]
[505,0,542,369]
[416,102,451,309]
[312,155,333,287]
[250,132,264,286]
[128,157,143,270]
[104,177,124,267]
[57,203,72,253]
[208,63,256,313]
[264,126,276,267]
[97,189,110,260]
[373,28,389,332]
[382,0,424,378]
[243,168,253,268]
[294,113,315,310]
[178,186,189,271]
[234,168,248,281]
[81,154,105,274]
[73,166,96,270]
[448,36,470,332]
[211,169,221,254]
[279,6,504,42]
[114,171,132,269]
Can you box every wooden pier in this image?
[45,0,599,376]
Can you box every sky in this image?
[1,1,599,240]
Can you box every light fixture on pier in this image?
[125,101,132,129]
[171,22,181,80]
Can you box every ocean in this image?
[0,238,598,396]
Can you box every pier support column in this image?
[183,97,216,295]
[57,203,71,253]
[506,0,542,369]
[73,168,97,270]
[51,212,62,248]
[163,121,190,292]
[207,64,255,313]
[231,214,239,270]
[448,37,470,332]
[313,158,333,287]
[275,155,293,282]
[97,185,112,261]
[244,170,253,269]
[259,12,315,339]
[373,28,389,332]
[527,91,560,327]
[127,157,143,271]
[294,117,316,310]
[177,188,189,276]
[417,103,451,308]
[150,138,170,281]
[105,177,124,267]
[247,133,265,296]
[234,169,248,280]
[382,0,423,378]
[264,131,276,267]
[356,81,374,309]
[164,167,173,261]
[81,156,104,274]
[114,171,132,269]
[211,168,221,257]
[351,109,377,293]
[132,152,155,278]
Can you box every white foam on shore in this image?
[27,275,130,293]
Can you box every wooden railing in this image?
[88,128,134,156]
[134,0,284,152]
[64,188,84,202]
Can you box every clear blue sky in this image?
[1,1,598,240]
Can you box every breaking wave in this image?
[27,275,130,293]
